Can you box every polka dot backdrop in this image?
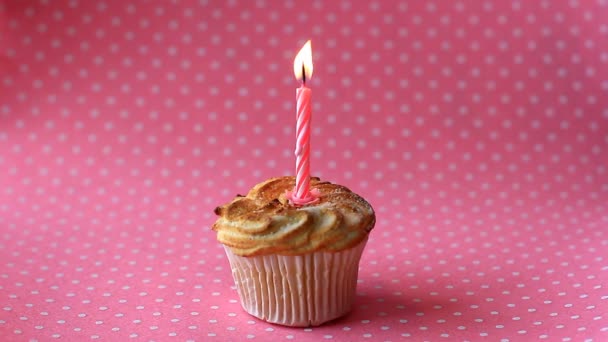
[1,0,607,341]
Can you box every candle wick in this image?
[301,64,306,85]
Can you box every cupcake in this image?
[212,176,375,327]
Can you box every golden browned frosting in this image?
[212,176,375,257]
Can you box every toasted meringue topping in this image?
[212,176,375,256]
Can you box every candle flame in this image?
[293,40,313,82]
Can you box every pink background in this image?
[1,0,607,341]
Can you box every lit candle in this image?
[288,40,320,206]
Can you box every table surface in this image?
[1,0,607,341]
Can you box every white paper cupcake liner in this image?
[223,237,368,327]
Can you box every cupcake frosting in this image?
[212,176,375,256]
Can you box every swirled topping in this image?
[212,176,375,257]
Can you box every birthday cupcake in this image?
[212,176,375,327]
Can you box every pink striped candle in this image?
[288,40,319,206]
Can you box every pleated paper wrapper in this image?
[223,237,368,327]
